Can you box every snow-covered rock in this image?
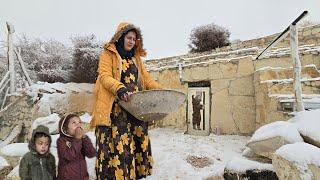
[0,124,22,149]
[223,156,277,180]
[4,164,19,180]
[0,156,12,180]
[247,121,303,158]
[28,82,94,116]
[32,113,60,135]
[80,113,92,124]
[289,109,320,148]
[86,131,96,146]
[0,156,9,168]
[242,147,271,164]
[273,142,320,180]
[0,143,28,157]
[50,134,59,148]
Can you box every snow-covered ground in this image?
[147,128,249,179]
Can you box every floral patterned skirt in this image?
[95,102,153,180]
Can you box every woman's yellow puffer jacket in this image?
[90,22,162,128]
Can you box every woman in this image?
[90,22,162,180]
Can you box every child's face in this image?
[66,117,82,136]
[35,136,49,155]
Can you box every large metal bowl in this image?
[119,89,186,122]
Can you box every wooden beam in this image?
[0,79,9,95]
[14,48,33,85]
[0,71,9,89]
[290,24,304,112]
[0,94,26,117]
[6,22,15,93]
[1,87,9,110]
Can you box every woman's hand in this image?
[117,87,132,102]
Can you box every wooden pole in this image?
[0,79,9,95]
[6,22,15,93]
[0,71,9,90]
[290,24,304,111]
[1,87,9,110]
[14,48,33,85]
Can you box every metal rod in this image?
[256,11,308,60]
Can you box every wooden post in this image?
[0,71,9,90]
[290,24,304,111]
[0,79,9,95]
[14,48,33,85]
[1,87,9,110]
[6,22,15,93]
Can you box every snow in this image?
[248,121,303,143]
[260,77,320,84]
[80,113,92,124]
[0,156,9,168]
[29,82,94,93]
[289,109,320,143]
[259,45,320,59]
[225,156,274,172]
[255,64,319,72]
[32,113,60,134]
[280,97,320,103]
[0,143,28,157]
[50,134,59,148]
[86,131,96,146]
[255,66,288,72]
[275,142,320,180]
[269,94,320,99]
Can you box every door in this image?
[187,87,210,136]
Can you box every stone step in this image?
[256,64,320,81]
[260,77,320,95]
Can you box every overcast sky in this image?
[1,0,319,59]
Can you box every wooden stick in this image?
[6,22,15,93]
[1,87,9,110]
[290,24,304,111]
[0,124,22,148]
[0,79,9,95]
[0,93,25,117]
[0,71,9,89]
[14,48,33,85]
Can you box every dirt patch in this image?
[186,155,214,168]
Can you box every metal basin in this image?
[119,89,186,122]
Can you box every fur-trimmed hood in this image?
[104,22,147,57]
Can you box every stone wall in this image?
[253,54,320,129]
[150,56,257,135]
